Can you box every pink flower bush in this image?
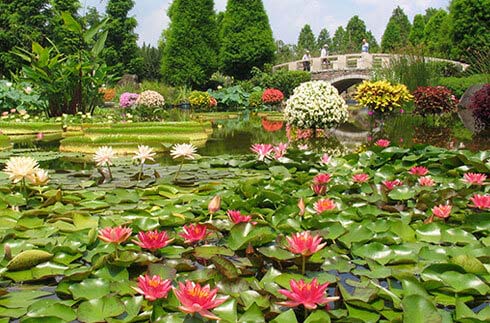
[98,226,132,244]
[278,278,339,309]
[382,179,403,191]
[285,231,326,256]
[119,92,139,108]
[418,176,435,187]
[409,166,429,176]
[179,223,209,244]
[250,144,273,161]
[352,173,369,183]
[133,274,172,301]
[133,230,174,251]
[432,204,452,219]
[463,173,487,185]
[469,194,490,209]
[375,139,390,148]
[173,281,228,321]
[314,198,336,213]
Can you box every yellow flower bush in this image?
[355,80,413,112]
[189,91,211,110]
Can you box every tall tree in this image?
[316,28,332,50]
[331,26,347,54]
[449,0,490,60]
[162,0,219,87]
[365,30,379,53]
[220,0,275,79]
[424,9,451,58]
[50,0,81,54]
[424,8,439,23]
[104,0,142,76]
[345,15,367,52]
[381,6,412,52]
[297,24,316,54]
[139,43,162,81]
[275,40,296,64]
[409,14,426,46]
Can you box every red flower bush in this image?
[413,86,458,116]
[262,88,284,104]
[469,84,490,129]
[261,118,283,132]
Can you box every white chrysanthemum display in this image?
[284,81,349,130]
[94,146,115,167]
[3,156,39,183]
[170,143,197,160]
[136,90,165,108]
[133,145,156,164]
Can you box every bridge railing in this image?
[272,53,469,73]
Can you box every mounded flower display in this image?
[136,90,165,108]
[284,80,349,130]
[355,80,412,113]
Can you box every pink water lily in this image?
[409,166,429,176]
[133,230,174,251]
[278,278,339,310]
[469,194,490,209]
[133,274,172,301]
[314,198,336,213]
[311,184,327,196]
[273,143,288,159]
[432,204,452,219]
[418,176,435,187]
[208,195,221,214]
[227,210,253,224]
[179,223,209,244]
[298,198,306,216]
[463,173,487,185]
[320,153,331,165]
[286,231,326,256]
[382,179,403,191]
[352,173,369,183]
[173,281,228,321]
[313,173,331,185]
[251,144,274,161]
[98,226,132,244]
[375,139,390,147]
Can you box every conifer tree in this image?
[297,24,316,54]
[162,0,219,86]
[381,6,412,52]
[424,9,451,58]
[317,28,332,50]
[345,15,368,52]
[409,14,426,46]
[331,26,347,54]
[219,0,275,79]
[103,0,141,76]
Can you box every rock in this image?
[457,83,486,134]
[117,74,139,88]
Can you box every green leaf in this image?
[92,31,108,56]
[26,299,76,321]
[76,296,125,323]
[226,223,275,250]
[238,303,265,322]
[304,310,331,323]
[61,11,82,33]
[257,245,295,260]
[271,309,298,323]
[69,278,111,300]
[388,186,415,200]
[450,255,487,274]
[213,298,237,323]
[401,295,442,323]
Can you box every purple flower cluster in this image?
[119,92,139,108]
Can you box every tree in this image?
[103,0,142,77]
[424,9,451,58]
[449,0,490,60]
[424,8,439,23]
[381,6,412,52]
[49,0,81,54]
[345,15,367,52]
[331,26,347,54]
[409,14,426,46]
[162,0,219,87]
[365,30,379,53]
[220,0,275,79]
[317,28,332,50]
[297,24,316,54]
[275,40,297,64]
[139,43,162,81]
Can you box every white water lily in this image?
[133,145,156,164]
[27,168,49,186]
[94,146,115,167]
[3,156,39,183]
[170,143,197,160]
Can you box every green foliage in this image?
[162,0,219,87]
[248,90,264,109]
[219,0,275,79]
[331,26,347,54]
[449,0,490,61]
[209,85,251,110]
[249,68,311,99]
[355,80,413,112]
[409,14,426,46]
[0,80,46,115]
[381,6,412,52]
[14,13,110,117]
[437,74,490,97]
[189,91,211,110]
[104,0,142,76]
[365,30,379,53]
[50,0,81,54]
[274,40,297,65]
[423,9,452,58]
[316,28,332,51]
[345,15,368,52]
[139,44,162,81]
[297,24,316,53]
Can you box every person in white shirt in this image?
[361,38,369,53]
[302,50,311,71]
[320,44,329,68]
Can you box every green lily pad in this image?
[76,296,125,323]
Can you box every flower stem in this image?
[21,178,28,206]
[304,306,309,321]
[107,163,113,179]
[302,255,306,275]
[173,159,184,182]
[138,163,144,181]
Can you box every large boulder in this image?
[117,74,139,88]
[457,83,485,134]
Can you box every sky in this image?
[81,0,450,47]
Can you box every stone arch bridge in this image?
[273,53,469,93]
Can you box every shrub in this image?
[355,80,413,113]
[189,91,211,110]
[413,86,458,116]
[0,80,46,115]
[248,90,264,109]
[469,84,490,129]
[208,85,250,110]
[250,68,311,99]
[119,92,139,108]
[284,81,349,129]
[262,88,284,104]
[136,90,165,108]
[99,88,116,102]
[437,74,490,98]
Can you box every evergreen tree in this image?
[449,0,490,60]
[50,0,81,54]
[297,24,316,54]
[331,26,347,54]
[424,8,439,23]
[409,14,426,46]
[345,15,367,52]
[365,30,379,53]
[162,0,219,86]
[139,43,162,81]
[381,6,412,52]
[316,28,332,50]
[220,0,275,79]
[104,0,142,76]
[424,9,451,58]
[275,40,296,64]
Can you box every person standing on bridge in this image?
[321,44,329,69]
[361,38,369,53]
[302,50,311,71]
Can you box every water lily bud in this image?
[208,195,221,214]
[246,242,254,255]
[4,244,11,260]
[298,198,306,216]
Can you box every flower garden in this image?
[0,74,490,323]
